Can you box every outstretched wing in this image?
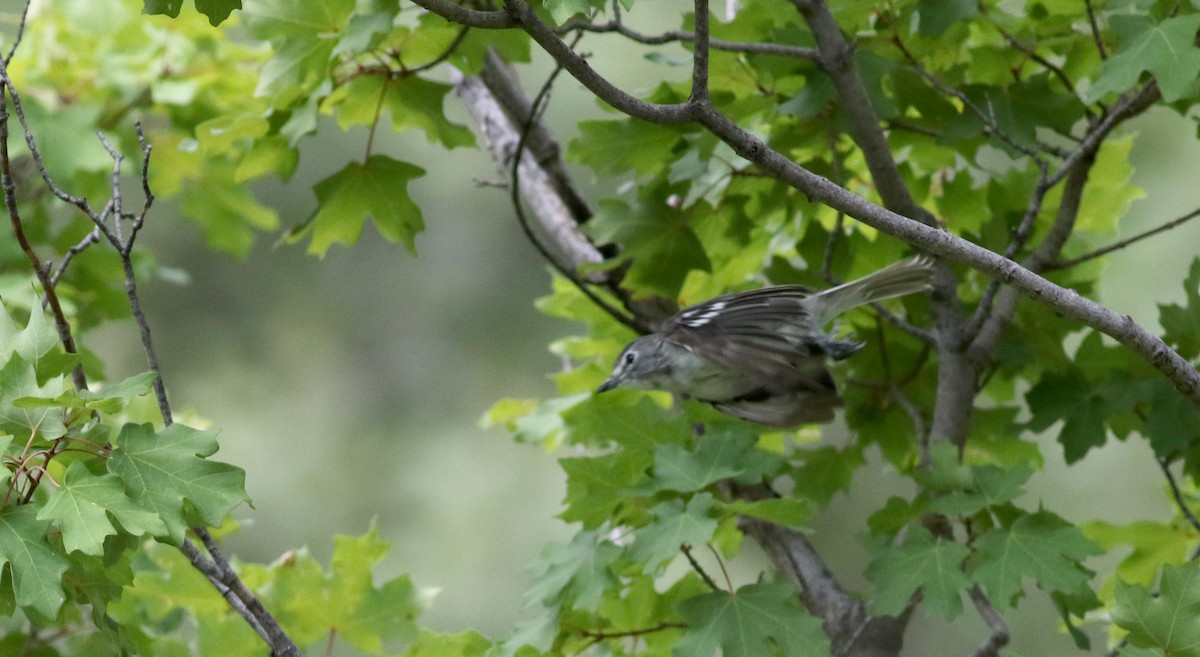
[661,286,836,395]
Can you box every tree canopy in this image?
[2,0,1200,656]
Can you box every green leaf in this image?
[560,448,653,528]
[0,506,68,619]
[3,302,77,385]
[1142,378,1200,457]
[866,526,971,619]
[265,523,422,652]
[630,494,719,568]
[194,0,242,25]
[304,155,426,256]
[917,0,974,36]
[724,497,811,531]
[562,392,692,449]
[38,462,168,555]
[569,120,685,177]
[525,531,620,611]
[1073,135,1143,236]
[968,511,1101,607]
[1113,562,1200,656]
[0,354,67,441]
[544,0,594,24]
[1084,520,1194,587]
[650,426,757,492]
[181,174,280,258]
[143,0,242,25]
[1025,370,1109,463]
[108,423,249,543]
[1087,15,1200,102]
[585,196,711,297]
[927,464,1032,516]
[403,629,492,657]
[790,445,865,505]
[243,0,354,98]
[675,582,829,657]
[336,76,475,149]
[1159,258,1200,360]
[15,371,158,415]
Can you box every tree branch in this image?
[408,0,517,28]
[560,16,819,60]
[793,0,933,226]
[730,483,903,657]
[1048,205,1200,271]
[689,105,1200,403]
[967,586,1010,657]
[1,43,300,652]
[499,0,696,124]
[0,68,88,391]
[444,16,892,650]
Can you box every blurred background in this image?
[82,21,1200,656]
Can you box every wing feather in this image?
[662,285,835,394]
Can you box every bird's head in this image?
[596,334,676,393]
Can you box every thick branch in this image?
[408,0,517,28]
[479,51,593,225]
[794,0,932,225]
[968,152,1095,365]
[453,66,604,274]
[731,484,903,657]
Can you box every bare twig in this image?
[986,19,1081,107]
[1158,458,1200,537]
[559,17,819,61]
[505,43,642,332]
[680,544,722,591]
[967,586,1010,657]
[0,66,88,391]
[1048,206,1200,271]
[4,0,32,65]
[49,226,102,288]
[1,52,300,654]
[1084,0,1108,60]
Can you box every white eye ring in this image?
[624,352,636,366]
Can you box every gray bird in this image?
[597,256,935,427]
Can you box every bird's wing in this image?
[662,286,833,394]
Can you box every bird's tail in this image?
[809,255,935,325]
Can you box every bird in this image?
[596,255,935,427]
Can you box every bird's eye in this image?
[624,352,636,366]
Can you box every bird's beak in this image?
[596,376,619,393]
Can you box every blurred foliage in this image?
[0,0,1198,656]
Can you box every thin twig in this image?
[1084,0,1108,60]
[707,542,734,591]
[4,0,32,65]
[558,18,819,61]
[967,585,1010,657]
[680,544,722,591]
[0,67,88,391]
[1158,458,1200,537]
[507,38,642,332]
[1048,206,1200,270]
[49,226,102,288]
[986,18,1081,110]
[689,0,711,105]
